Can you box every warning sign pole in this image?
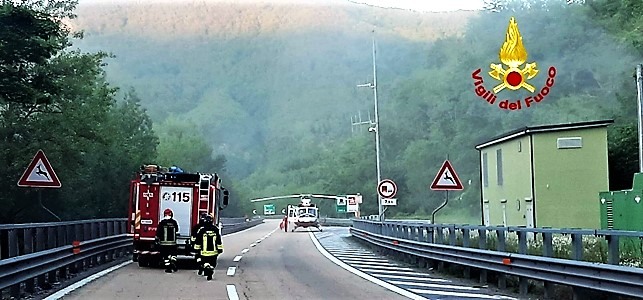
[431,154,451,224]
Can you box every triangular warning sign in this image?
[430,160,463,191]
[17,149,61,188]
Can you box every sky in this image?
[78,0,487,12]
[352,0,486,12]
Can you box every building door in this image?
[483,200,490,226]
[525,198,534,228]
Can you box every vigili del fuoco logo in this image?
[472,17,557,111]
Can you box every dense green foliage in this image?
[0,0,158,222]
[3,0,643,224]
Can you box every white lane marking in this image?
[44,261,132,300]
[233,255,243,262]
[227,267,236,276]
[349,264,414,271]
[331,252,382,258]
[308,232,428,300]
[241,248,249,254]
[256,240,262,243]
[227,284,240,300]
[340,260,398,266]
[389,281,480,290]
[250,243,256,247]
[374,274,449,283]
[360,269,438,276]
[323,247,369,251]
[408,288,518,299]
[336,256,390,262]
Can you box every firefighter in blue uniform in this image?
[190,213,209,275]
[195,214,223,280]
[156,208,179,273]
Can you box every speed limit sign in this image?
[377,179,397,199]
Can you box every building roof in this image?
[475,119,614,150]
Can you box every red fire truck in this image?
[127,165,229,267]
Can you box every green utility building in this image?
[475,119,613,229]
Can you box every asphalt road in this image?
[55,220,406,300]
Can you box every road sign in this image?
[377,179,397,199]
[336,196,348,213]
[346,195,359,212]
[17,149,61,188]
[263,204,275,215]
[430,160,464,191]
[382,198,397,206]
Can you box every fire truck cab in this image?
[127,165,229,267]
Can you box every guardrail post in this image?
[607,234,620,265]
[448,226,456,246]
[51,225,66,281]
[436,225,444,244]
[436,225,446,271]
[496,228,506,290]
[23,228,35,294]
[571,233,583,261]
[478,228,487,284]
[462,227,471,279]
[517,229,528,295]
[426,226,434,244]
[35,227,46,290]
[542,231,554,299]
[77,224,86,272]
[8,229,20,298]
[90,222,99,266]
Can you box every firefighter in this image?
[156,208,179,273]
[195,214,223,281]
[190,213,208,275]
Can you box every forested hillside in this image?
[2,0,642,223]
[68,0,642,222]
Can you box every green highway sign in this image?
[263,204,275,215]
[336,196,347,213]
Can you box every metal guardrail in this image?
[0,217,263,299]
[319,218,353,227]
[222,219,264,235]
[351,220,643,298]
[0,219,130,299]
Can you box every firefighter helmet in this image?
[164,208,173,217]
[205,214,213,224]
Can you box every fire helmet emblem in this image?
[488,17,538,93]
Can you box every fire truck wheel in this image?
[138,256,149,267]
[132,253,139,262]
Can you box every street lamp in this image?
[357,35,384,221]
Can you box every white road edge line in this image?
[241,248,249,254]
[250,243,256,247]
[233,255,242,262]
[308,232,428,300]
[227,267,237,276]
[44,261,132,300]
[227,284,240,300]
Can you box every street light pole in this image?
[636,64,643,172]
[371,36,383,221]
[358,34,383,221]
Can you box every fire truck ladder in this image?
[198,174,212,216]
